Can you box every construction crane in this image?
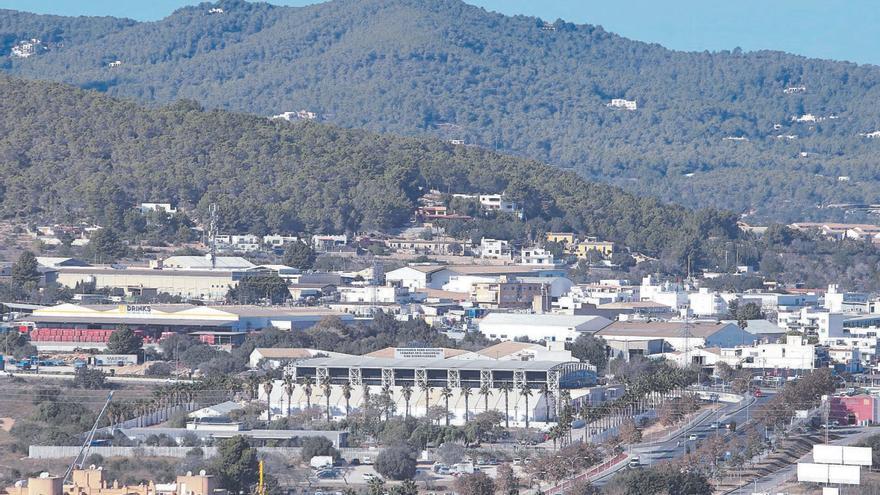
[63,391,114,483]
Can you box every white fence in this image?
[28,446,383,460]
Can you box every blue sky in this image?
[1,0,878,65]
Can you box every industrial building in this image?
[477,313,611,342]
[264,353,596,426]
[47,256,295,301]
[597,320,756,351]
[17,303,352,347]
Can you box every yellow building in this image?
[545,232,576,245]
[571,239,615,258]
[3,469,225,495]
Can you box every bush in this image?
[375,445,417,480]
[72,367,106,389]
[300,436,339,463]
[454,472,496,495]
[145,362,173,377]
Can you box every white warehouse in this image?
[478,313,611,343]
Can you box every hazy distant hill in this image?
[2,0,880,220]
[0,75,740,261]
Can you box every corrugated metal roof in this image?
[598,321,738,338]
[294,355,570,371]
[479,313,611,329]
[24,315,236,327]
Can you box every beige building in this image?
[3,469,225,495]
[55,267,245,301]
[545,232,576,245]
[471,278,548,310]
[570,239,614,258]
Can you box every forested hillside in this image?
[0,75,739,262]
[2,0,880,221]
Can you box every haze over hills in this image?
[1,0,880,221]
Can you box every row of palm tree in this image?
[573,366,697,442]
[261,377,544,428]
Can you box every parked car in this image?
[363,473,378,481]
[688,434,699,441]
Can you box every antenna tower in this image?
[208,203,218,269]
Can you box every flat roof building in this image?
[477,313,611,343]
[19,303,352,347]
[597,320,756,352]
[268,353,596,426]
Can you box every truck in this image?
[91,354,139,366]
[451,462,475,475]
[310,456,334,470]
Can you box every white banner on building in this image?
[394,348,445,359]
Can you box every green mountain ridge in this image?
[0,74,737,261]
[2,0,879,221]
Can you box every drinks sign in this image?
[123,305,152,314]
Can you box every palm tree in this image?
[341,382,353,418]
[540,384,552,422]
[322,381,333,422]
[247,374,261,401]
[548,424,563,450]
[479,383,493,413]
[401,384,413,419]
[283,375,295,417]
[362,384,371,411]
[263,379,274,422]
[499,382,512,428]
[440,386,453,426]
[460,386,473,422]
[301,376,314,411]
[520,384,533,429]
[579,405,592,442]
[559,391,573,443]
[381,383,393,420]
[420,382,433,418]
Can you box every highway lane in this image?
[633,394,770,467]
[588,393,772,486]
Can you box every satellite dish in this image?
[186,471,192,476]
[199,470,206,476]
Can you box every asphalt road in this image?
[588,393,771,486]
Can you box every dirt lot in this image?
[0,374,161,484]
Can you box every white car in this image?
[688,434,699,441]
[363,473,378,481]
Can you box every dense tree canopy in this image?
[212,436,259,494]
[106,327,144,355]
[2,0,880,220]
[0,75,738,263]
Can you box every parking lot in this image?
[308,463,501,489]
